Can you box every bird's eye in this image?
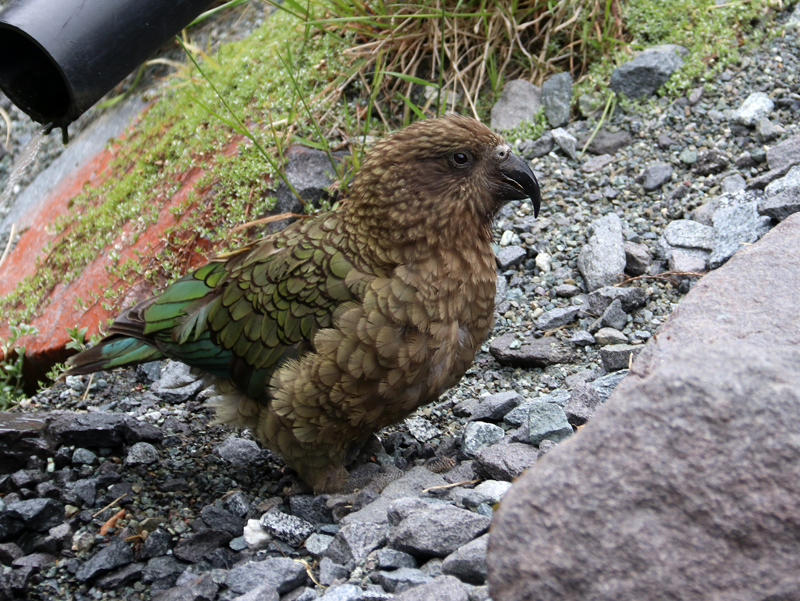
[450,151,472,169]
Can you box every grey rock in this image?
[710,201,772,268]
[609,47,684,98]
[290,494,334,525]
[541,72,572,128]
[0,414,54,474]
[230,584,280,601]
[223,491,251,519]
[554,283,581,298]
[586,286,647,315]
[599,344,643,372]
[124,442,158,465]
[4,498,63,532]
[690,197,722,226]
[735,151,758,169]
[48,412,128,448]
[321,584,363,600]
[756,117,784,142]
[71,448,97,465]
[623,241,653,276]
[377,548,417,570]
[377,567,432,593]
[173,530,233,563]
[284,588,318,601]
[123,419,163,445]
[578,213,626,291]
[638,163,672,191]
[489,219,800,600]
[136,361,162,385]
[589,370,628,402]
[593,327,627,346]
[579,129,633,155]
[226,558,307,594]
[473,480,512,504]
[669,249,707,272]
[693,149,729,176]
[75,539,134,582]
[11,552,55,569]
[405,416,440,442]
[469,391,522,422]
[201,505,244,537]
[151,362,204,403]
[495,245,526,270]
[260,511,313,547]
[319,557,349,586]
[747,165,795,190]
[276,145,339,215]
[518,132,554,158]
[490,79,543,132]
[489,333,578,368]
[213,436,261,466]
[732,91,774,126]
[720,173,746,194]
[142,556,188,588]
[394,575,470,601]
[664,219,715,251]
[390,505,491,558]
[551,128,578,160]
[766,135,800,172]
[442,534,488,585]
[527,403,572,446]
[581,153,614,173]
[679,148,697,164]
[577,92,604,117]
[0,542,23,564]
[761,165,800,221]
[325,522,389,564]
[504,390,571,426]
[462,422,505,457]
[94,562,145,589]
[140,527,172,559]
[340,467,447,525]
[151,573,218,601]
[305,533,334,556]
[65,478,97,507]
[590,298,627,332]
[564,382,603,425]
[569,330,595,346]
[536,306,580,330]
[474,442,539,482]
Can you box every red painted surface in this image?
[0,134,243,382]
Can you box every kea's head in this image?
[349,115,541,239]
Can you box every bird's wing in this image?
[120,215,362,399]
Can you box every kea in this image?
[67,115,541,492]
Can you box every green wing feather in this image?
[68,214,361,399]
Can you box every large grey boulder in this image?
[488,212,800,601]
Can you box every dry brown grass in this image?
[304,0,626,122]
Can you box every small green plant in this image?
[44,325,90,383]
[1,324,37,410]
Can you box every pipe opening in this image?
[0,26,71,124]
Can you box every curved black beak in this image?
[495,152,541,217]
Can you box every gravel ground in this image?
[2,5,800,601]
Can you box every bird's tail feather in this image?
[66,336,163,375]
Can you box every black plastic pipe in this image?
[0,0,217,135]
